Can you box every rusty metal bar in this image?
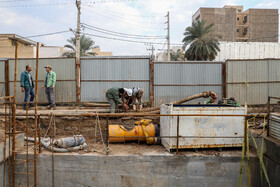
[33,42,39,187]
[12,41,18,187]
[25,104,29,187]
[226,81,280,84]
[38,115,42,153]
[244,118,247,156]
[153,84,223,87]
[52,115,55,187]
[3,102,7,187]
[8,102,11,186]
[5,60,10,101]
[268,96,280,100]
[149,59,154,107]
[106,116,109,155]
[267,97,271,136]
[176,116,180,154]
[81,80,149,82]
[154,61,224,64]
[108,135,244,139]
[0,113,256,117]
[9,79,76,82]
[0,96,14,100]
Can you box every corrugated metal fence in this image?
[80,56,151,102]
[0,60,6,102]
[226,59,280,105]
[153,61,224,106]
[8,58,76,103]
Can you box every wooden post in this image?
[244,118,247,156]
[106,117,109,155]
[222,62,227,99]
[149,59,154,107]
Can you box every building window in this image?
[237,29,239,32]
[243,16,248,23]
[237,17,239,21]
[238,9,241,12]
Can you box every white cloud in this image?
[0,0,278,55]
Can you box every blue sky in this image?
[0,0,279,55]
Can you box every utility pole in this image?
[167,11,170,61]
[76,0,81,106]
[147,44,155,59]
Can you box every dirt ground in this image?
[0,114,161,154]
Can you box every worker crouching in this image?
[106,87,128,113]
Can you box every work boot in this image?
[133,105,136,111]
[50,105,56,110]
[139,104,143,110]
[47,105,51,109]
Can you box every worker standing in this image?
[132,87,144,110]
[106,87,128,113]
[20,65,35,110]
[43,65,56,109]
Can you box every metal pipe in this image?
[268,97,271,136]
[8,102,11,186]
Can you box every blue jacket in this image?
[20,71,34,88]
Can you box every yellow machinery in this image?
[109,119,159,144]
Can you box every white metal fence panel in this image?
[226,59,280,105]
[154,62,223,106]
[80,57,150,102]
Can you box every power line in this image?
[81,7,165,29]
[82,23,165,38]
[0,0,136,8]
[82,25,166,40]
[85,4,165,24]
[82,31,183,45]
[0,0,32,3]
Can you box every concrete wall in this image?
[12,153,255,187]
[0,46,34,58]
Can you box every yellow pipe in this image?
[109,123,156,143]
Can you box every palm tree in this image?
[170,49,185,61]
[62,35,99,57]
[182,20,221,61]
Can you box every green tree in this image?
[62,35,99,57]
[182,20,221,61]
[170,49,185,61]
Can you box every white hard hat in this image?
[126,89,132,96]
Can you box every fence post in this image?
[76,57,81,106]
[5,60,10,102]
[149,58,154,107]
[222,62,227,99]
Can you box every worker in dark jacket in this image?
[106,87,128,113]
[20,65,35,110]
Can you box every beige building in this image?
[92,48,112,56]
[192,5,279,42]
[0,34,36,58]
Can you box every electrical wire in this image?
[0,0,33,3]
[81,7,165,29]
[0,0,137,7]
[85,4,165,24]
[82,23,165,38]
[82,31,183,45]
[82,26,166,40]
